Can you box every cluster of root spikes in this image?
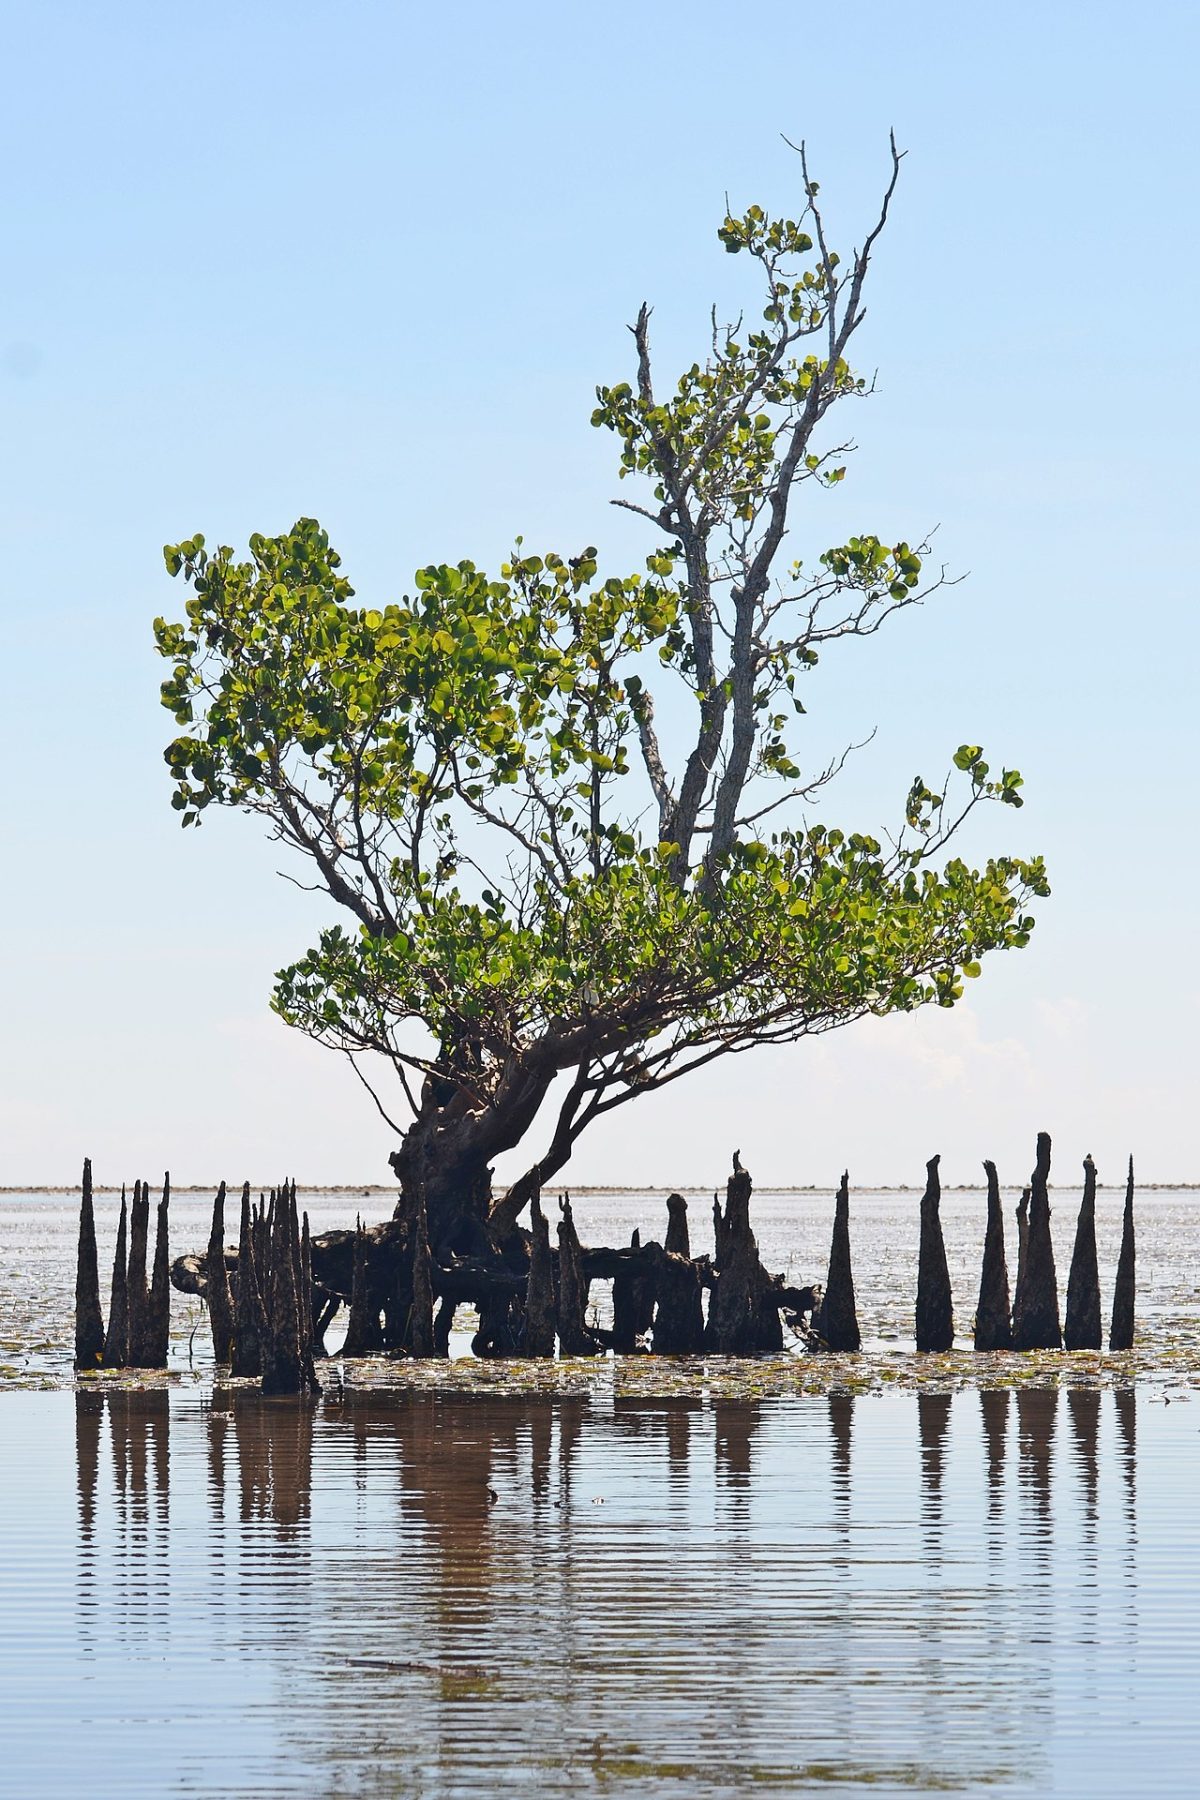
[75,1135,1137,1397]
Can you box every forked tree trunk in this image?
[1109,1156,1136,1351]
[1064,1154,1102,1351]
[975,1160,1013,1351]
[74,1157,105,1370]
[1011,1132,1062,1350]
[915,1155,954,1352]
[815,1171,861,1352]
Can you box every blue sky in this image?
[1,1,1196,1190]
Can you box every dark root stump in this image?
[522,1191,556,1358]
[652,1193,706,1354]
[1011,1132,1062,1351]
[707,1159,784,1357]
[341,1216,384,1357]
[102,1185,129,1369]
[409,1182,436,1358]
[1108,1156,1136,1351]
[74,1157,105,1371]
[814,1171,861,1352]
[915,1155,954,1353]
[127,1179,151,1368]
[231,1182,264,1377]
[974,1160,1013,1351]
[205,1182,236,1367]
[611,1228,656,1354]
[556,1194,602,1357]
[1064,1154,1102,1351]
[145,1174,171,1369]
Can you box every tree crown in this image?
[155,146,1047,1170]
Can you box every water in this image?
[1,1383,1196,1797]
[3,1188,1200,1795]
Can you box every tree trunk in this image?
[1064,1154,1102,1351]
[974,1160,1013,1351]
[1108,1156,1136,1351]
[74,1157,105,1370]
[102,1186,129,1368]
[205,1182,236,1366]
[707,1162,783,1356]
[389,1072,553,1257]
[1011,1132,1062,1350]
[814,1171,861,1352]
[915,1155,954,1352]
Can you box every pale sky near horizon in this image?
[1,1,1197,1194]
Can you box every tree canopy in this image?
[155,140,1047,1244]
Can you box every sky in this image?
[1,1,1197,1193]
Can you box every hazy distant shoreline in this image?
[5,1182,1195,1195]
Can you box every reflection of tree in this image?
[713,1399,760,1489]
[206,1390,229,1524]
[228,1391,315,1535]
[75,1390,103,1542]
[917,1392,952,1531]
[1015,1387,1057,1533]
[67,1383,1119,1794]
[1114,1387,1136,1528]
[1066,1388,1101,1535]
[828,1392,853,1506]
[979,1388,1009,1528]
[612,1397,702,1504]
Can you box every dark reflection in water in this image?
[1016,1385,1058,1531]
[980,1386,1010,1530]
[75,1389,103,1542]
[1114,1385,1137,1522]
[1067,1388,1102,1533]
[10,1380,1190,1796]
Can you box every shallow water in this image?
[1,1383,1197,1797]
[4,1188,1200,1795]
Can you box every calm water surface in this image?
[2,1188,1199,1795]
[1,1384,1196,1797]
